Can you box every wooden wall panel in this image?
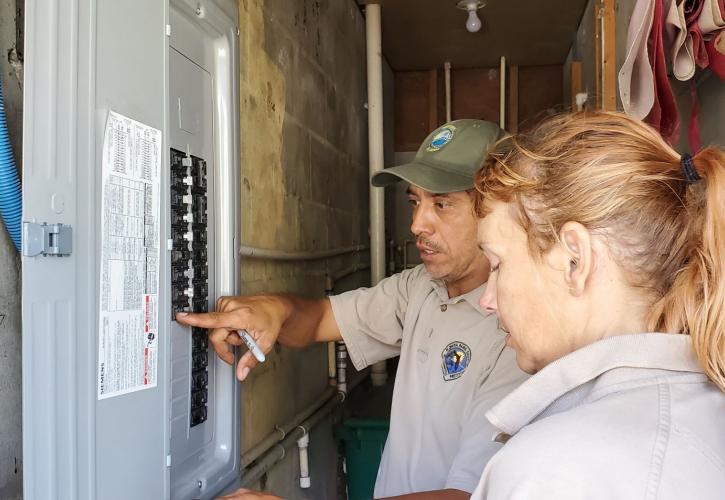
[508,65,519,134]
[394,65,564,150]
[450,68,501,123]
[518,65,564,131]
[395,71,436,151]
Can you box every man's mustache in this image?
[417,238,443,253]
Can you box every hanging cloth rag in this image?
[619,0,656,118]
[698,0,725,35]
[685,0,710,69]
[684,0,725,151]
[646,0,681,144]
[667,0,696,80]
[705,29,725,78]
[702,0,725,78]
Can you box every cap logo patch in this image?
[441,341,471,381]
[426,125,456,152]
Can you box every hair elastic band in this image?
[680,153,701,184]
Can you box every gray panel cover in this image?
[22,1,240,499]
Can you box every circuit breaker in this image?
[170,149,210,427]
[21,1,241,499]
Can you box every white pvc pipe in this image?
[327,341,336,386]
[366,3,388,387]
[444,61,452,122]
[366,4,385,286]
[241,387,336,468]
[336,341,348,395]
[297,431,311,489]
[499,56,506,130]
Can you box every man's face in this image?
[408,185,486,285]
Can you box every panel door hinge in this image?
[22,222,73,257]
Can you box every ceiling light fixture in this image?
[456,0,485,33]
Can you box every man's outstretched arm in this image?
[177,294,341,380]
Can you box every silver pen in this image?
[236,329,266,363]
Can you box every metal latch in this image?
[22,222,73,257]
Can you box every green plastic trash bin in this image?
[336,418,389,500]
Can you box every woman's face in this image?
[477,200,589,374]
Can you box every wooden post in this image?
[595,0,602,108]
[602,0,616,110]
[595,0,616,110]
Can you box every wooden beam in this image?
[428,68,438,131]
[508,65,519,133]
[594,0,616,110]
[571,61,582,110]
[594,0,602,109]
[602,0,616,110]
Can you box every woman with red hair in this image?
[471,111,725,499]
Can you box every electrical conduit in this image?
[0,78,21,252]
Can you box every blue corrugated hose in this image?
[0,78,21,252]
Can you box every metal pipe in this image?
[240,393,344,487]
[240,387,336,468]
[324,277,337,386]
[331,262,370,282]
[239,244,368,261]
[387,239,395,276]
[402,239,417,269]
[499,56,506,130]
[444,61,452,122]
[366,3,388,389]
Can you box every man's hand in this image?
[176,295,288,381]
[216,487,282,500]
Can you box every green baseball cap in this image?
[371,119,505,193]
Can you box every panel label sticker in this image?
[98,110,162,400]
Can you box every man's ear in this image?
[559,221,592,296]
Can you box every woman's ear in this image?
[559,221,592,297]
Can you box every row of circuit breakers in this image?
[170,148,210,428]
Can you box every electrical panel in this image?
[21,0,241,499]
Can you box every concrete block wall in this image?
[0,0,23,498]
[237,0,370,497]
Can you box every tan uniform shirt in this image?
[330,265,528,497]
[472,333,725,500]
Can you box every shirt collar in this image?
[429,276,487,313]
[486,333,704,437]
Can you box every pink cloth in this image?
[685,0,710,69]
[705,30,725,78]
[646,0,681,144]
